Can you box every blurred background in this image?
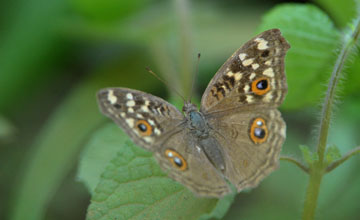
[1,0,359,219]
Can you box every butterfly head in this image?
[182,101,198,115]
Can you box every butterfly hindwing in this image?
[208,108,286,192]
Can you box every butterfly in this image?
[97,29,290,197]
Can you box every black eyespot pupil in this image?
[256,80,268,90]
[173,157,183,167]
[261,50,270,57]
[254,128,266,139]
[138,123,147,132]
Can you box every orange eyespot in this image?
[249,117,268,144]
[135,120,153,136]
[251,77,270,95]
[165,149,187,171]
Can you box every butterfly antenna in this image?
[145,66,186,102]
[189,53,201,102]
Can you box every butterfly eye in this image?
[249,118,268,144]
[251,77,270,95]
[135,120,153,136]
[165,149,187,171]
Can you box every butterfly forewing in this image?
[200,29,290,115]
[97,88,184,151]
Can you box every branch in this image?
[280,155,309,173]
[326,146,360,172]
[316,17,360,163]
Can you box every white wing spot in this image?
[242,58,254,66]
[107,90,117,104]
[255,38,269,50]
[246,95,254,103]
[234,72,242,81]
[120,113,126,117]
[143,137,153,143]
[136,113,143,119]
[148,119,155,126]
[126,93,133,100]
[126,118,134,127]
[145,100,150,106]
[226,71,234,77]
[141,105,149,112]
[196,145,201,153]
[252,63,259,70]
[239,53,247,61]
[263,68,274,77]
[244,85,250,92]
[249,72,256,80]
[156,108,162,114]
[128,108,134,113]
[264,92,273,102]
[265,60,272,66]
[154,128,161,135]
[280,126,286,137]
[126,100,135,107]
[271,79,276,88]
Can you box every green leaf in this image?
[83,123,235,220]
[325,145,342,164]
[300,145,318,165]
[257,4,341,110]
[78,122,132,194]
[314,0,356,27]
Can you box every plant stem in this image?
[174,0,193,99]
[302,164,324,220]
[280,156,309,173]
[326,146,360,172]
[316,18,360,163]
[302,17,360,220]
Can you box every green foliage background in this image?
[0,0,359,219]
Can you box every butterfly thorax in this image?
[183,102,209,138]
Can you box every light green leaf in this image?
[300,145,318,165]
[83,123,235,220]
[258,4,341,110]
[325,145,342,164]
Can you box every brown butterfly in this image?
[97,29,290,197]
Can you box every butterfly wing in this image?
[207,109,285,191]
[201,29,289,192]
[153,128,231,197]
[200,29,290,114]
[97,88,185,151]
[97,88,230,197]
